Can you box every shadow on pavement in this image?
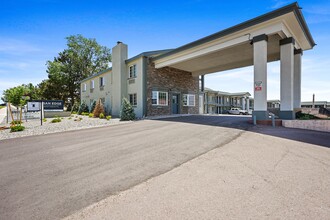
[155,115,330,148]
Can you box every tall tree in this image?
[2,84,40,106]
[43,34,111,106]
[2,84,41,121]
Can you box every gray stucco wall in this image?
[80,70,112,114]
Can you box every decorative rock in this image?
[0,115,130,140]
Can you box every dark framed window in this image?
[129,64,137,78]
[100,77,105,87]
[129,93,137,106]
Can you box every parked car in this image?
[228,108,248,115]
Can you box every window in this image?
[90,80,95,89]
[183,94,195,106]
[100,77,105,87]
[129,64,137,78]
[129,93,137,106]
[152,91,168,106]
[82,83,87,92]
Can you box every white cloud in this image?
[0,61,29,70]
[303,3,330,24]
[305,15,330,24]
[209,67,253,83]
[0,58,47,73]
[0,78,44,91]
[0,38,41,55]
[304,5,330,16]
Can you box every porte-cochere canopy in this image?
[153,2,315,76]
[153,2,315,120]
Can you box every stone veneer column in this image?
[252,34,269,120]
[294,49,302,109]
[280,37,295,119]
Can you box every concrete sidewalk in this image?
[65,130,330,220]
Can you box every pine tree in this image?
[93,99,105,117]
[120,98,136,121]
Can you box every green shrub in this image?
[71,111,77,115]
[10,125,25,132]
[296,111,319,120]
[43,118,47,122]
[89,113,94,118]
[99,113,105,119]
[106,115,111,121]
[11,120,23,125]
[120,98,136,121]
[81,112,89,116]
[51,118,61,123]
[78,101,89,115]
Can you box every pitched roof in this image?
[80,67,112,83]
[153,2,315,61]
[80,49,173,83]
[125,49,173,63]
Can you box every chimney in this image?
[111,41,128,117]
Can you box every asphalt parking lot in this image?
[1,115,329,219]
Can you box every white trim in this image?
[129,64,137,78]
[183,94,195,106]
[155,35,249,69]
[152,91,168,106]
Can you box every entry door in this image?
[172,94,179,114]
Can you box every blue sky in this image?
[1,0,329,103]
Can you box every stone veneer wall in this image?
[147,61,199,116]
[282,120,330,133]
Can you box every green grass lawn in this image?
[0,106,5,109]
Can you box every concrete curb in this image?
[143,114,194,120]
